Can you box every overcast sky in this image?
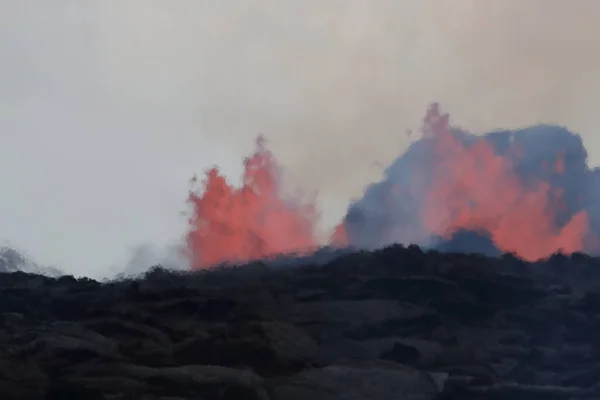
[1,1,600,278]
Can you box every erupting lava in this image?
[187,104,596,269]
[187,136,320,268]
[403,105,589,260]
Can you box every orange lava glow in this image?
[187,136,319,269]
[186,104,593,269]
[418,104,590,261]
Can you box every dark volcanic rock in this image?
[1,245,600,399]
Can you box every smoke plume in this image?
[3,2,600,275]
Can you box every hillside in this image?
[1,245,600,399]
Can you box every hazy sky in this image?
[1,1,600,278]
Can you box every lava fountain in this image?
[186,136,320,268]
[187,104,599,269]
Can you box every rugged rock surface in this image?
[1,244,600,399]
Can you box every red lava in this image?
[187,105,592,269]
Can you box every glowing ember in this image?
[187,104,597,269]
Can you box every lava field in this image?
[1,245,600,399]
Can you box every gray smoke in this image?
[0,246,63,277]
[2,1,600,276]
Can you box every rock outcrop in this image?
[1,245,600,399]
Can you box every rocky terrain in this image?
[1,245,600,399]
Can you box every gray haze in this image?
[1,1,600,278]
